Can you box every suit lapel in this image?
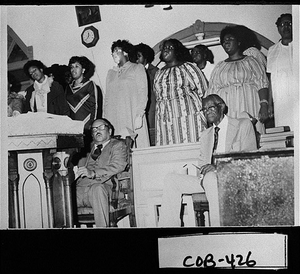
[97,140,110,163]
[199,126,214,166]
[225,117,239,151]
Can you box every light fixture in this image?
[162,5,172,10]
[183,37,221,49]
[145,5,173,10]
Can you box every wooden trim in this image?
[7,25,32,60]
[153,19,275,66]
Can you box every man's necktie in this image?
[91,144,103,160]
[212,126,220,153]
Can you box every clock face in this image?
[83,29,95,43]
[81,26,99,48]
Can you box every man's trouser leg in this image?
[202,171,220,227]
[159,173,204,227]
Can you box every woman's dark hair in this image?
[44,64,71,89]
[159,38,193,63]
[192,44,214,64]
[275,13,292,26]
[68,56,95,80]
[220,25,241,45]
[234,25,262,52]
[111,39,136,62]
[135,43,155,64]
[23,60,47,79]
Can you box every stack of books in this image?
[260,126,293,149]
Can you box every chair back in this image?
[109,136,136,227]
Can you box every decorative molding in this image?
[8,135,58,151]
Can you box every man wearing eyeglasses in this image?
[267,13,294,131]
[76,118,128,227]
[158,94,257,227]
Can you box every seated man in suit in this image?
[76,118,128,227]
[158,94,257,227]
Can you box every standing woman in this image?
[207,25,269,135]
[191,44,214,86]
[154,38,208,146]
[66,56,99,130]
[104,39,150,148]
[66,56,100,160]
[135,42,159,146]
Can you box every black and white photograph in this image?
[75,5,101,27]
[1,4,299,273]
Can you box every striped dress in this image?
[154,62,208,146]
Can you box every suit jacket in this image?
[198,115,257,167]
[24,81,70,115]
[84,138,128,185]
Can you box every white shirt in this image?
[214,115,228,153]
[93,139,110,152]
[33,75,51,112]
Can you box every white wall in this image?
[7,4,292,93]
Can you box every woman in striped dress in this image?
[153,39,208,146]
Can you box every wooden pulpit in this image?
[7,113,84,228]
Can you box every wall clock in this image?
[81,25,99,48]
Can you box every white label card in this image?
[158,233,287,269]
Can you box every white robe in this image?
[267,41,294,130]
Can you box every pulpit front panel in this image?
[18,152,49,228]
[132,143,202,227]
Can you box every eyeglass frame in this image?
[111,48,123,56]
[162,45,175,51]
[202,104,221,113]
[91,124,109,132]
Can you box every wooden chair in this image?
[75,136,136,228]
[180,193,209,227]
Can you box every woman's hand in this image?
[268,103,274,119]
[258,103,269,123]
[134,114,144,130]
[12,110,21,117]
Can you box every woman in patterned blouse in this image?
[153,38,208,146]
